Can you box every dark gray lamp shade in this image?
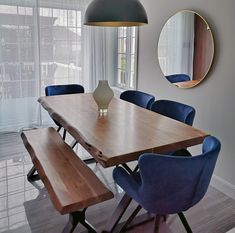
[84,0,148,26]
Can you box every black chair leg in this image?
[178,212,193,233]
[153,215,161,233]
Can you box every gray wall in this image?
[137,0,235,188]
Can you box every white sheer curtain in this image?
[0,0,116,132]
[83,27,109,91]
[158,11,195,78]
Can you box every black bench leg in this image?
[27,165,40,182]
[62,209,97,233]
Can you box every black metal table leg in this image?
[121,163,133,174]
[102,194,132,233]
[118,204,142,233]
[70,140,96,164]
[27,165,40,182]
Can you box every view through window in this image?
[0,3,83,99]
[39,7,82,95]
[117,27,138,89]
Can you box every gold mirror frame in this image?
[157,10,214,88]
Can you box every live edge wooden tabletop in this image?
[38,93,208,167]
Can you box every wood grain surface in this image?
[39,93,208,167]
[21,127,113,214]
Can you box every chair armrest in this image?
[113,167,141,201]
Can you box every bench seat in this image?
[21,127,114,232]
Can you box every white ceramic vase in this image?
[93,80,114,114]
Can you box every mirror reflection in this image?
[158,10,214,88]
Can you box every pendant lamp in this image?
[84,0,148,27]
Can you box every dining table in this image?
[38,93,207,167]
[38,93,208,232]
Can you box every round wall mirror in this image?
[158,10,214,88]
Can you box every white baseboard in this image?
[211,175,235,200]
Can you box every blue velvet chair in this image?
[165,74,191,83]
[151,100,196,157]
[151,100,195,126]
[45,84,84,140]
[113,136,221,233]
[120,90,155,110]
[45,84,84,96]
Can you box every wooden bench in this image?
[21,127,114,233]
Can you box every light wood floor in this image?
[0,132,234,233]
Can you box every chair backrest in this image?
[137,136,221,214]
[45,84,84,96]
[151,100,195,126]
[120,90,155,110]
[165,74,190,83]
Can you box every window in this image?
[39,7,82,94]
[0,3,83,99]
[0,1,87,132]
[116,27,138,89]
